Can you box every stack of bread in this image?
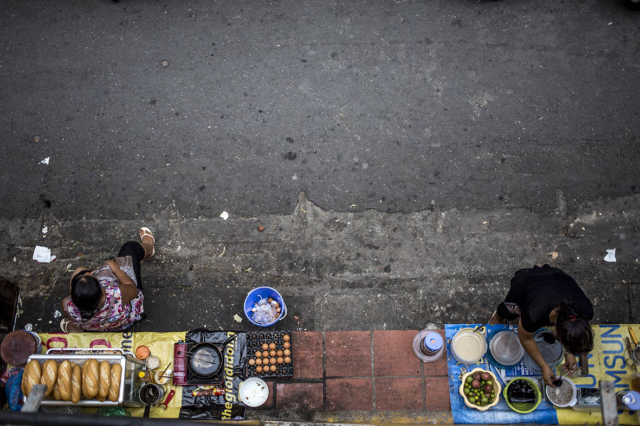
[22,359,122,403]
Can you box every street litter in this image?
[42,226,48,235]
[54,310,62,319]
[24,323,33,331]
[604,249,616,263]
[220,211,229,220]
[32,245,55,263]
[40,157,50,165]
[233,314,243,323]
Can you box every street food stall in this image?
[4,287,292,420]
[441,323,640,425]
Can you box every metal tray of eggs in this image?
[246,331,293,378]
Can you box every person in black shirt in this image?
[488,265,594,386]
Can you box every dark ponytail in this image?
[556,299,594,354]
[71,274,102,320]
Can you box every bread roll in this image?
[81,360,89,398]
[22,359,42,397]
[70,363,82,404]
[40,360,58,397]
[108,363,122,402]
[53,383,61,400]
[83,359,99,398]
[97,361,111,400]
[56,360,72,401]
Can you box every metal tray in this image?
[23,354,145,407]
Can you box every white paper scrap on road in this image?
[233,314,243,323]
[42,226,48,234]
[220,211,229,220]
[604,249,616,263]
[33,245,55,263]
[40,157,50,165]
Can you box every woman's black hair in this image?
[556,299,594,354]
[71,274,102,320]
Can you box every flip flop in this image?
[140,227,155,257]
[60,318,71,333]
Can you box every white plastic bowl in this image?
[239,378,269,407]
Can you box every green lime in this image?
[466,376,473,383]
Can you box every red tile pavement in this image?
[325,331,372,377]
[276,383,324,410]
[375,377,423,411]
[292,331,324,379]
[257,381,275,409]
[326,378,373,411]
[424,376,451,411]
[422,330,448,376]
[374,330,421,376]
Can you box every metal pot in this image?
[139,384,164,418]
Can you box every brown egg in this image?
[283,335,290,342]
[262,350,269,357]
[283,342,291,349]
[261,343,269,350]
[277,357,284,364]
[284,356,291,364]
[256,366,263,373]
[255,351,262,358]
[248,359,255,366]
[276,350,284,357]
[269,357,277,365]
[255,358,262,365]
[284,349,291,356]
[269,350,276,357]
[270,365,277,372]
[269,343,276,350]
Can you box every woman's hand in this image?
[542,365,558,387]
[106,260,120,272]
[564,353,578,371]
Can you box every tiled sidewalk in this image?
[258,330,451,413]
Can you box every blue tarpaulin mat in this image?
[446,324,558,424]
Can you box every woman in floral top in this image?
[60,228,155,332]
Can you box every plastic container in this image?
[244,287,287,327]
[546,377,577,408]
[489,330,524,367]
[572,387,601,412]
[503,377,542,414]
[451,329,487,364]
[459,368,501,411]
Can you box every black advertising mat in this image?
[179,329,248,420]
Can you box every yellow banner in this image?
[39,331,186,418]
[557,324,639,425]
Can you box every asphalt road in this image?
[1,0,639,221]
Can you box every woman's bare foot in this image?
[139,227,155,259]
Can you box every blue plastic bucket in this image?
[244,287,287,327]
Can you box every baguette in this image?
[22,359,42,397]
[81,359,89,398]
[108,363,122,402]
[40,360,58,397]
[53,383,61,400]
[70,363,82,404]
[97,361,111,400]
[56,360,72,401]
[83,359,99,398]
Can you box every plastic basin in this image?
[503,377,542,414]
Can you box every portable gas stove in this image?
[174,334,242,386]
